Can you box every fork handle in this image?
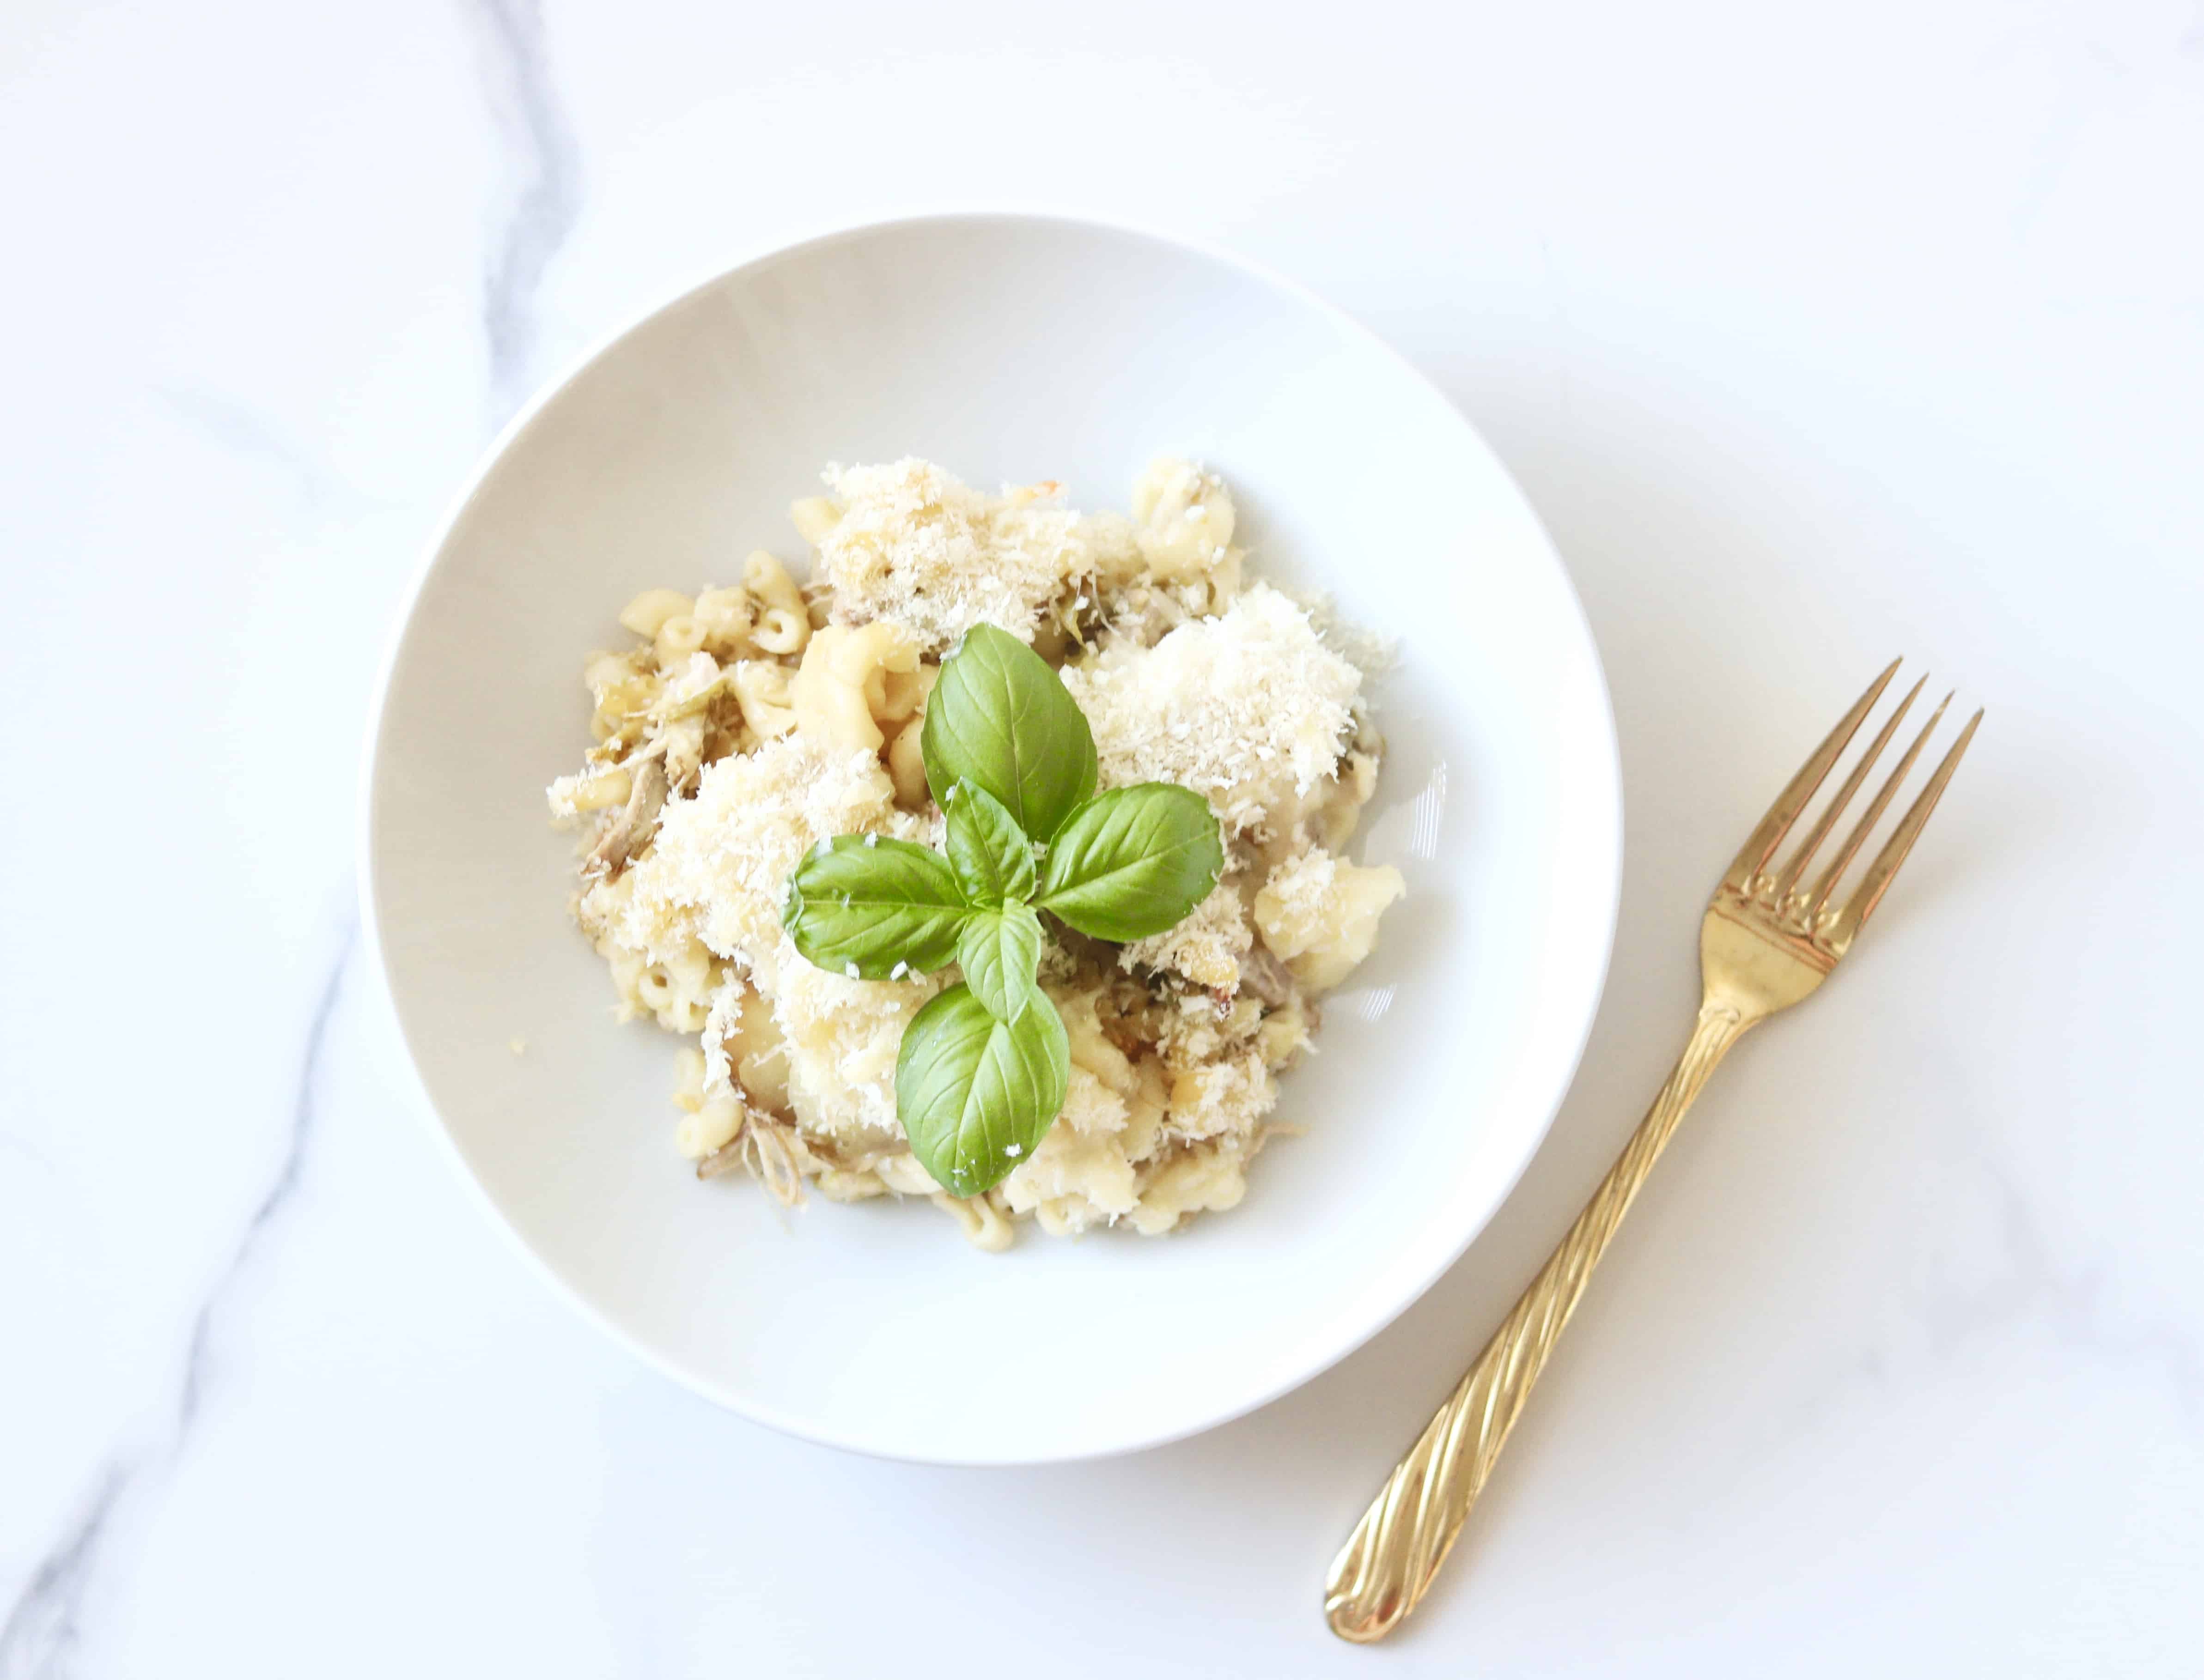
[1324,996,1753,1642]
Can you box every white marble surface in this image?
[4,1,2200,1673]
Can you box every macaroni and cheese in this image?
[549,457,1404,1248]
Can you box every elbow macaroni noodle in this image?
[551,459,1404,1248]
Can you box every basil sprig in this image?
[957,904,1044,1022]
[895,985,1069,1198]
[777,836,968,977]
[1038,784,1226,943]
[920,626,1098,840]
[943,780,1036,906]
[781,625,1223,1197]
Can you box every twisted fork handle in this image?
[1325,997,1753,1642]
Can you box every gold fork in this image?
[1324,660,1982,1643]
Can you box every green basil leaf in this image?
[895,983,1070,1197]
[942,781,1037,908]
[920,624,1097,841]
[1037,784,1224,942]
[782,836,970,979]
[957,904,1043,1021]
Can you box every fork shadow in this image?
[798,371,1990,1648]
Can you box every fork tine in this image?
[1725,659,1900,888]
[1771,673,1926,898]
[1805,689,1952,913]
[1828,708,1983,943]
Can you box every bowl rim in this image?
[359,208,1623,1465]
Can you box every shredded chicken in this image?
[696,1111,813,1207]
[584,750,667,879]
[1237,943,1299,1008]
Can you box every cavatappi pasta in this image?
[548,457,1404,1249]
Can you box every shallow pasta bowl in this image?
[361,213,1620,1465]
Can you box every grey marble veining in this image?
[4,10,582,1657]
[0,1465,126,1680]
[1924,1127,2202,1415]
[152,388,363,518]
[465,0,582,424]
[0,927,355,1680]
[5,0,584,1645]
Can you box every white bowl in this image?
[363,214,1619,1465]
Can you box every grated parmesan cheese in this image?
[1121,878,1252,991]
[999,1066,1142,1229]
[811,459,1096,650]
[1165,1053,1275,1143]
[1063,584,1361,832]
[702,978,745,1095]
[602,736,931,985]
[773,950,943,1143]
